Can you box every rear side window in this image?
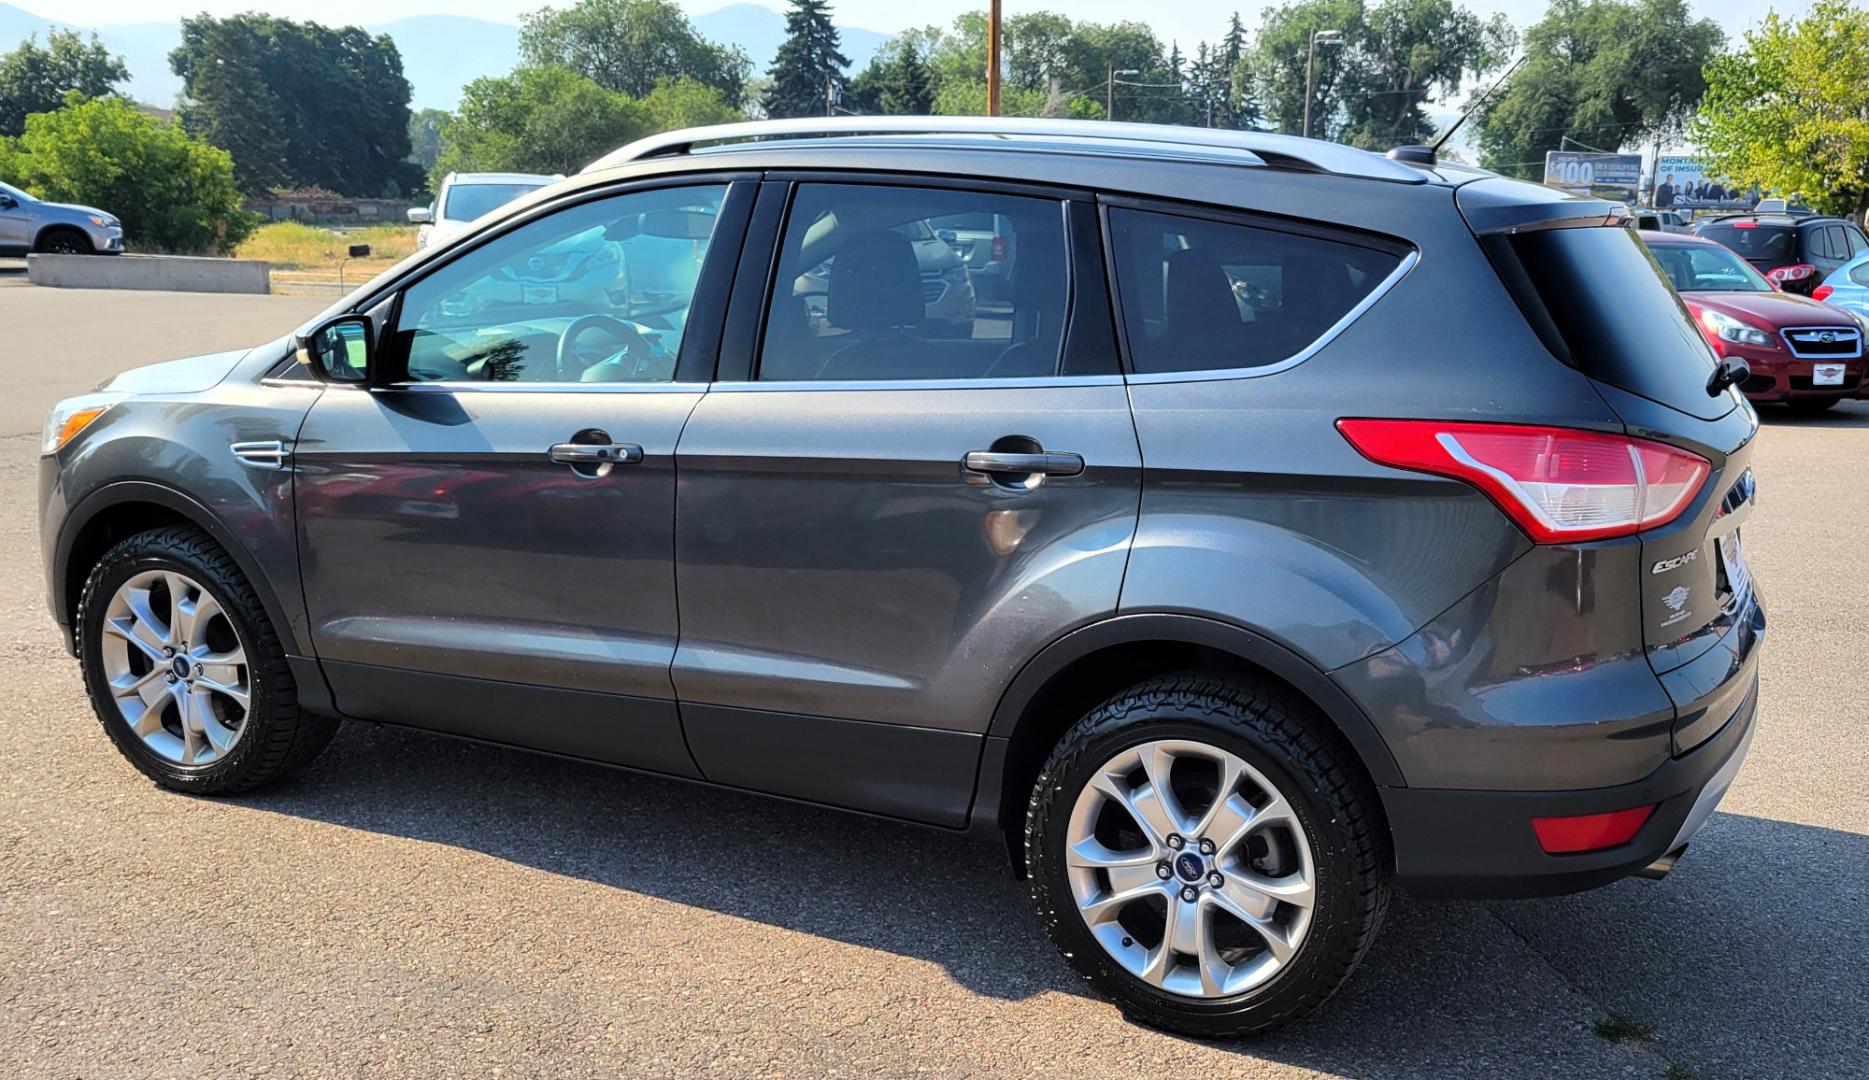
[1825,225,1850,260]
[1508,226,1725,420]
[757,184,1068,382]
[1698,223,1795,263]
[1106,208,1403,375]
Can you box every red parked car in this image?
[1643,230,1867,412]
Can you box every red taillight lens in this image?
[1532,805,1656,854]
[1732,221,1757,228]
[1767,263,1815,283]
[1337,420,1712,544]
[1813,284,1834,302]
[990,235,1007,263]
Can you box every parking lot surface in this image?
[2,286,1864,1078]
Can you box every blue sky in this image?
[22,0,1822,45]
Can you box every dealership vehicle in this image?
[409,172,558,249]
[1645,230,1865,411]
[1694,212,1868,296]
[933,211,1017,302]
[1813,249,1869,321]
[40,118,1763,1039]
[1633,208,1691,233]
[0,180,124,256]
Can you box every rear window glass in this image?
[1509,226,1726,420]
[443,182,548,222]
[1697,223,1795,263]
[1107,208,1403,375]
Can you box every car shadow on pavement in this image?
[1755,399,1869,428]
[244,722,1866,1076]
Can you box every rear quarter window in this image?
[1507,226,1727,420]
[1698,223,1795,263]
[1106,207,1405,375]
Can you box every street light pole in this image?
[987,0,1002,117]
[1107,65,1141,121]
[1302,29,1344,140]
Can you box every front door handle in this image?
[548,442,643,466]
[963,450,1085,477]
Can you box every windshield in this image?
[1648,242,1774,293]
[0,180,33,202]
[1698,223,1795,263]
[442,182,548,223]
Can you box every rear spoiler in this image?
[1456,175,1626,236]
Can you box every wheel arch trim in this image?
[55,480,304,658]
[980,612,1406,812]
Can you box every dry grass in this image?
[234,222,416,274]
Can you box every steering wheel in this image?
[556,314,657,381]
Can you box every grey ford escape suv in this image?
[39,118,1764,1038]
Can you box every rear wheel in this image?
[77,526,338,794]
[1026,674,1389,1037]
[37,228,92,255]
[1787,397,1840,414]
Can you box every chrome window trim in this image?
[709,374,1126,393]
[383,380,705,394]
[1122,248,1420,385]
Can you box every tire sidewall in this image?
[78,542,274,793]
[1029,704,1370,1034]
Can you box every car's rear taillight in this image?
[1813,284,1835,302]
[1336,420,1712,544]
[1767,263,1816,284]
[990,235,1007,263]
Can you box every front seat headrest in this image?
[826,229,924,332]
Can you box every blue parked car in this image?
[1815,249,1869,320]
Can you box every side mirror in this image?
[938,228,959,245]
[295,314,374,383]
[407,206,433,224]
[0,195,16,209]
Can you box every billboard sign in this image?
[1543,151,1644,203]
[1654,156,1758,210]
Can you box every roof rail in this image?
[582,116,1426,183]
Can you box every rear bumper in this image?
[1383,674,1758,898]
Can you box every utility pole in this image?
[1303,29,1344,140]
[1107,64,1140,121]
[987,0,1002,117]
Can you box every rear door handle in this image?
[963,450,1085,477]
[548,442,643,466]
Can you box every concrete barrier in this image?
[27,253,271,295]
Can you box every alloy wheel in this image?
[1064,738,1316,998]
[97,569,251,767]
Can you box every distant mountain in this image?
[693,2,888,75]
[368,16,521,111]
[0,1,895,112]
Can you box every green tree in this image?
[1,94,254,252]
[437,66,646,180]
[850,38,935,115]
[642,76,742,131]
[763,0,849,119]
[1476,0,1723,179]
[1695,0,1869,218]
[520,0,751,105]
[171,15,420,197]
[0,30,129,137]
[1339,0,1514,148]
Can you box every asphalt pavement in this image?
[1,285,1864,1078]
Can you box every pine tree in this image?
[878,42,933,115]
[762,0,849,119]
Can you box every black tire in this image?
[37,228,93,256]
[1026,674,1390,1038]
[76,526,339,794]
[1787,397,1840,414]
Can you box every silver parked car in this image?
[0,180,125,255]
[409,172,558,250]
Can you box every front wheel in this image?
[76,526,338,794]
[1026,674,1389,1037]
[37,228,93,255]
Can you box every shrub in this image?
[3,94,257,253]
